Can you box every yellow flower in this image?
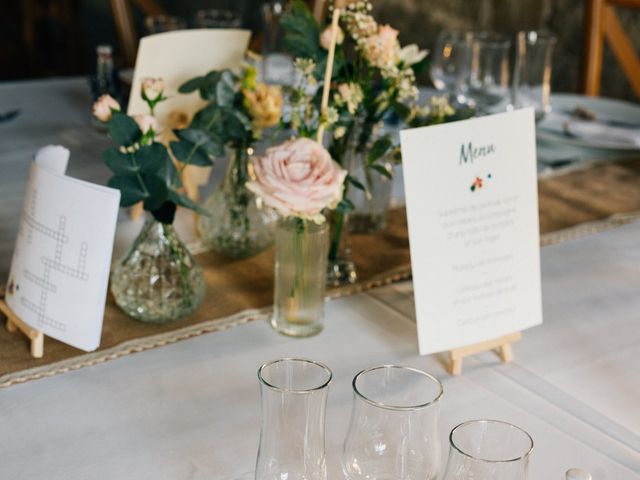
[243,83,283,131]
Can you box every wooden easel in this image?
[0,292,44,358]
[447,331,521,376]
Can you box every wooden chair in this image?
[582,0,640,97]
[110,0,165,67]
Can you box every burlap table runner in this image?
[3,157,640,386]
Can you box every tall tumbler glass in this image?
[512,31,557,121]
[342,365,444,480]
[468,32,512,114]
[256,358,332,480]
[442,419,534,480]
[430,31,474,105]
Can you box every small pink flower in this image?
[132,114,159,134]
[92,94,120,122]
[363,24,400,70]
[141,77,164,102]
[320,25,344,50]
[247,138,347,220]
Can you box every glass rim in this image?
[449,419,534,463]
[257,357,332,394]
[472,31,511,47]
[352,365,444,411]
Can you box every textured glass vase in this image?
[110,216,205,323]
[199,146,277,258]
[272,218,328,337]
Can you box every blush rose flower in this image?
[363,24,400,70]
[247,138,347,221]
[141,77,164,102]
[92,94,120,122]
[132,114,159,135]
[320,24,344,50]
[243,83,283,131]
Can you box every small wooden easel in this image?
[0,290,44,358]
[447,331,521,376]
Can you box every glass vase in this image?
[110,215,205,323]
[326,210,357,287]
[441,420,533,480]
[199,146,277,258]
[343,365,444,480]
[272,217,328,337]
[256,358,332,480]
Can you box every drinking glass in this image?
[262,0,295,85]
[430,31,474,105]
[442,419,534,480]
[468,32,512,114]
[194,2,243,29]
[512,31,557,121]
[256,358,332,480]
[342,365,444,480]
[144,14,186,34]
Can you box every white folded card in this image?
[5,146,120,351]
[400,108,543,355]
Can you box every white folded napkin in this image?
[540,111,640,147]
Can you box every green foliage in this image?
[281,0,322,61]
[367,136,393,164]
[335,197,355,213]
[346,174,365,192]
[108,113,142,147]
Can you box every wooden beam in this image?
[582,0,606,96]
[603,5,640,97]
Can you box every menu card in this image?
[400,108,543,355]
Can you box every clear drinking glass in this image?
[262,0,295,85]
[144,14,187,34]
[194,2,243,29]
[468,32,512,114]
[430,31,474,104]
[512,31,557,121]
[256,358,332,480]
[343,365,444,480]
[442,419,534,480]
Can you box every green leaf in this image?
[368,136,393,164]
[103,148,137,175]
[170,139,213,167]
[108,174,147,207]
[392,102,412,122]
[281,0,321,60]
[178,75,205,94]
[107,112,142,147]
[369,163,393,179]
[336,198,355,213]
[168,190,208,216]
[136,143,169,175]
[141,173,168,211]
[177,128,224,157]
[199,71,222,100]
[221,108,252,142]
[346,174,366,191]
[150,201,177,224]
[216,70,236,107]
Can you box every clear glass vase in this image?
[272,217,328,337]
[110,216,205,323]
[256,358,332,480]
[343,365,444,480]
[199,146,278,258]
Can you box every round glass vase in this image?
[272,217,329,337]
[110,215,205,323]
[347,148,393,234]
[199,146,277,258]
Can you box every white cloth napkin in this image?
[540,111,640,147]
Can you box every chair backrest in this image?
[110,0,165,67]
[583,0,640,97]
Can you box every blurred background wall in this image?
[1,0,639,100]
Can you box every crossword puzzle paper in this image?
[5,146,120,351]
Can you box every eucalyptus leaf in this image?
[108,174,147,207]
[178,75,206,93]
[170,139,213,167]
[177,128,224,156]
[369,163,393,179]
[168,190,209,216]
[108,112,142,147]
[199,71,222,100]
[136,143,169,175]
[216,70,236,107]
[368,136,393,164]
[141,173,169,211]
[103,148,137,176]
[336,198,355,213]
[346,174,366,191]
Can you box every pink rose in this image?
[132,114,159,134]
[92,94,120,122]
[141,77,164,102]
[247,138,347,220]
[320,25,344,50]
[363,24,400,70]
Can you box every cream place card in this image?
[400,108,542,355]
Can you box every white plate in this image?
[537,93,640,151]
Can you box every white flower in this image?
[92,94,120,122]
[399,44,428,66]
[133,114,159,134]
[141,77,164,102]
[320,25,344,50]
[336,82,364,114]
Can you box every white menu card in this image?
[400,108,543,355]
[5,146,120,351]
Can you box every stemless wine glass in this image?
[442,419,534,480]
[342,365,444,480]
[255,358,332,480]
[468,32,512,114]
[512,31,557,121]
[430,31,474,105]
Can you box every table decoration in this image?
[247,137,347,337]
[94,89,210,324]
[256,358,332,480]
[441,420,533,480]
[178,61,282,258]
[343,365,443,480]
